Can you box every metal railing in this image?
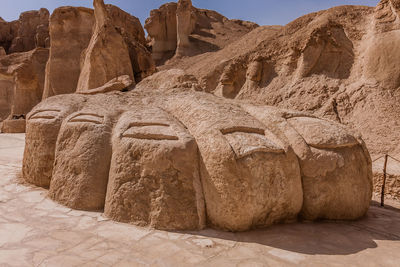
[372,154,400,207]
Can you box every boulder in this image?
[49,100,115,211]
[1,118,26,133]
[163,92,303,231]
[78,75,133,95]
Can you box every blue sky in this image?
[1,0,380,26]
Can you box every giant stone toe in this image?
[22,90,372,231]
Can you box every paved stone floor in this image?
[0,133,400,266]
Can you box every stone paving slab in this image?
[0,133,400,266]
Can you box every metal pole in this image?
[381,154,388,207]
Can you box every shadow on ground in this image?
[182,203,400,256]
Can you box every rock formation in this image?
[44,2,155,97]
[105,4,155,83]
[0,48,49,132]
[42,7,95,98]
[175,0,195,57]
[0,9,50,132]
[78,75,133,95]
[1,0,391,231]
[145,3,178,64]
[145,0,258,64]
[0,9,49,55]
[76,0,134,93]
[22,89,372,231]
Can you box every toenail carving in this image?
[68,113,104,124]
[122,122,179,140]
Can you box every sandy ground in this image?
[0,133,400,267]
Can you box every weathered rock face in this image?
[176,0,195,57]
[0,48,49,132]
[76,0,134,93]
[23,94,86,187]
[0,46,6,57]
[163,93,303,230]
[104,107,205,230]
[0,79,13,120]
[0,8,50,130]
[145,0,258,65]
[0,19,19,54]
[0,9,49,55]
[243,105,372,220]
[105,4,156,83]
[22,89,372,231]
[43,2,154,97]
[364,0,400,90]
[78,75,133,95]
[42,7,95,99]
[145,3,178,64]
[10,8,50,53]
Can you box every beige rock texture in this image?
[22,89,372,231]
[0,9,49,55]
[1,0,386,232]
[143,0,400,161]
[1,118,26,133]
[42,7,95,99]
[163,92,303,231]
[43,4,154,98]
[145,0,258,65]
[0,8,49,132]
[0,19,18,54]
[243,105,372,220]
[145,3,178,64]
[175,0,196,57]
[78,75,133,95]
[0,46,6,57]
[76,0,134,93]
[0,48,49,132]
[23,94,86,188]
[104,107,205,230]
[105,4,156,83]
